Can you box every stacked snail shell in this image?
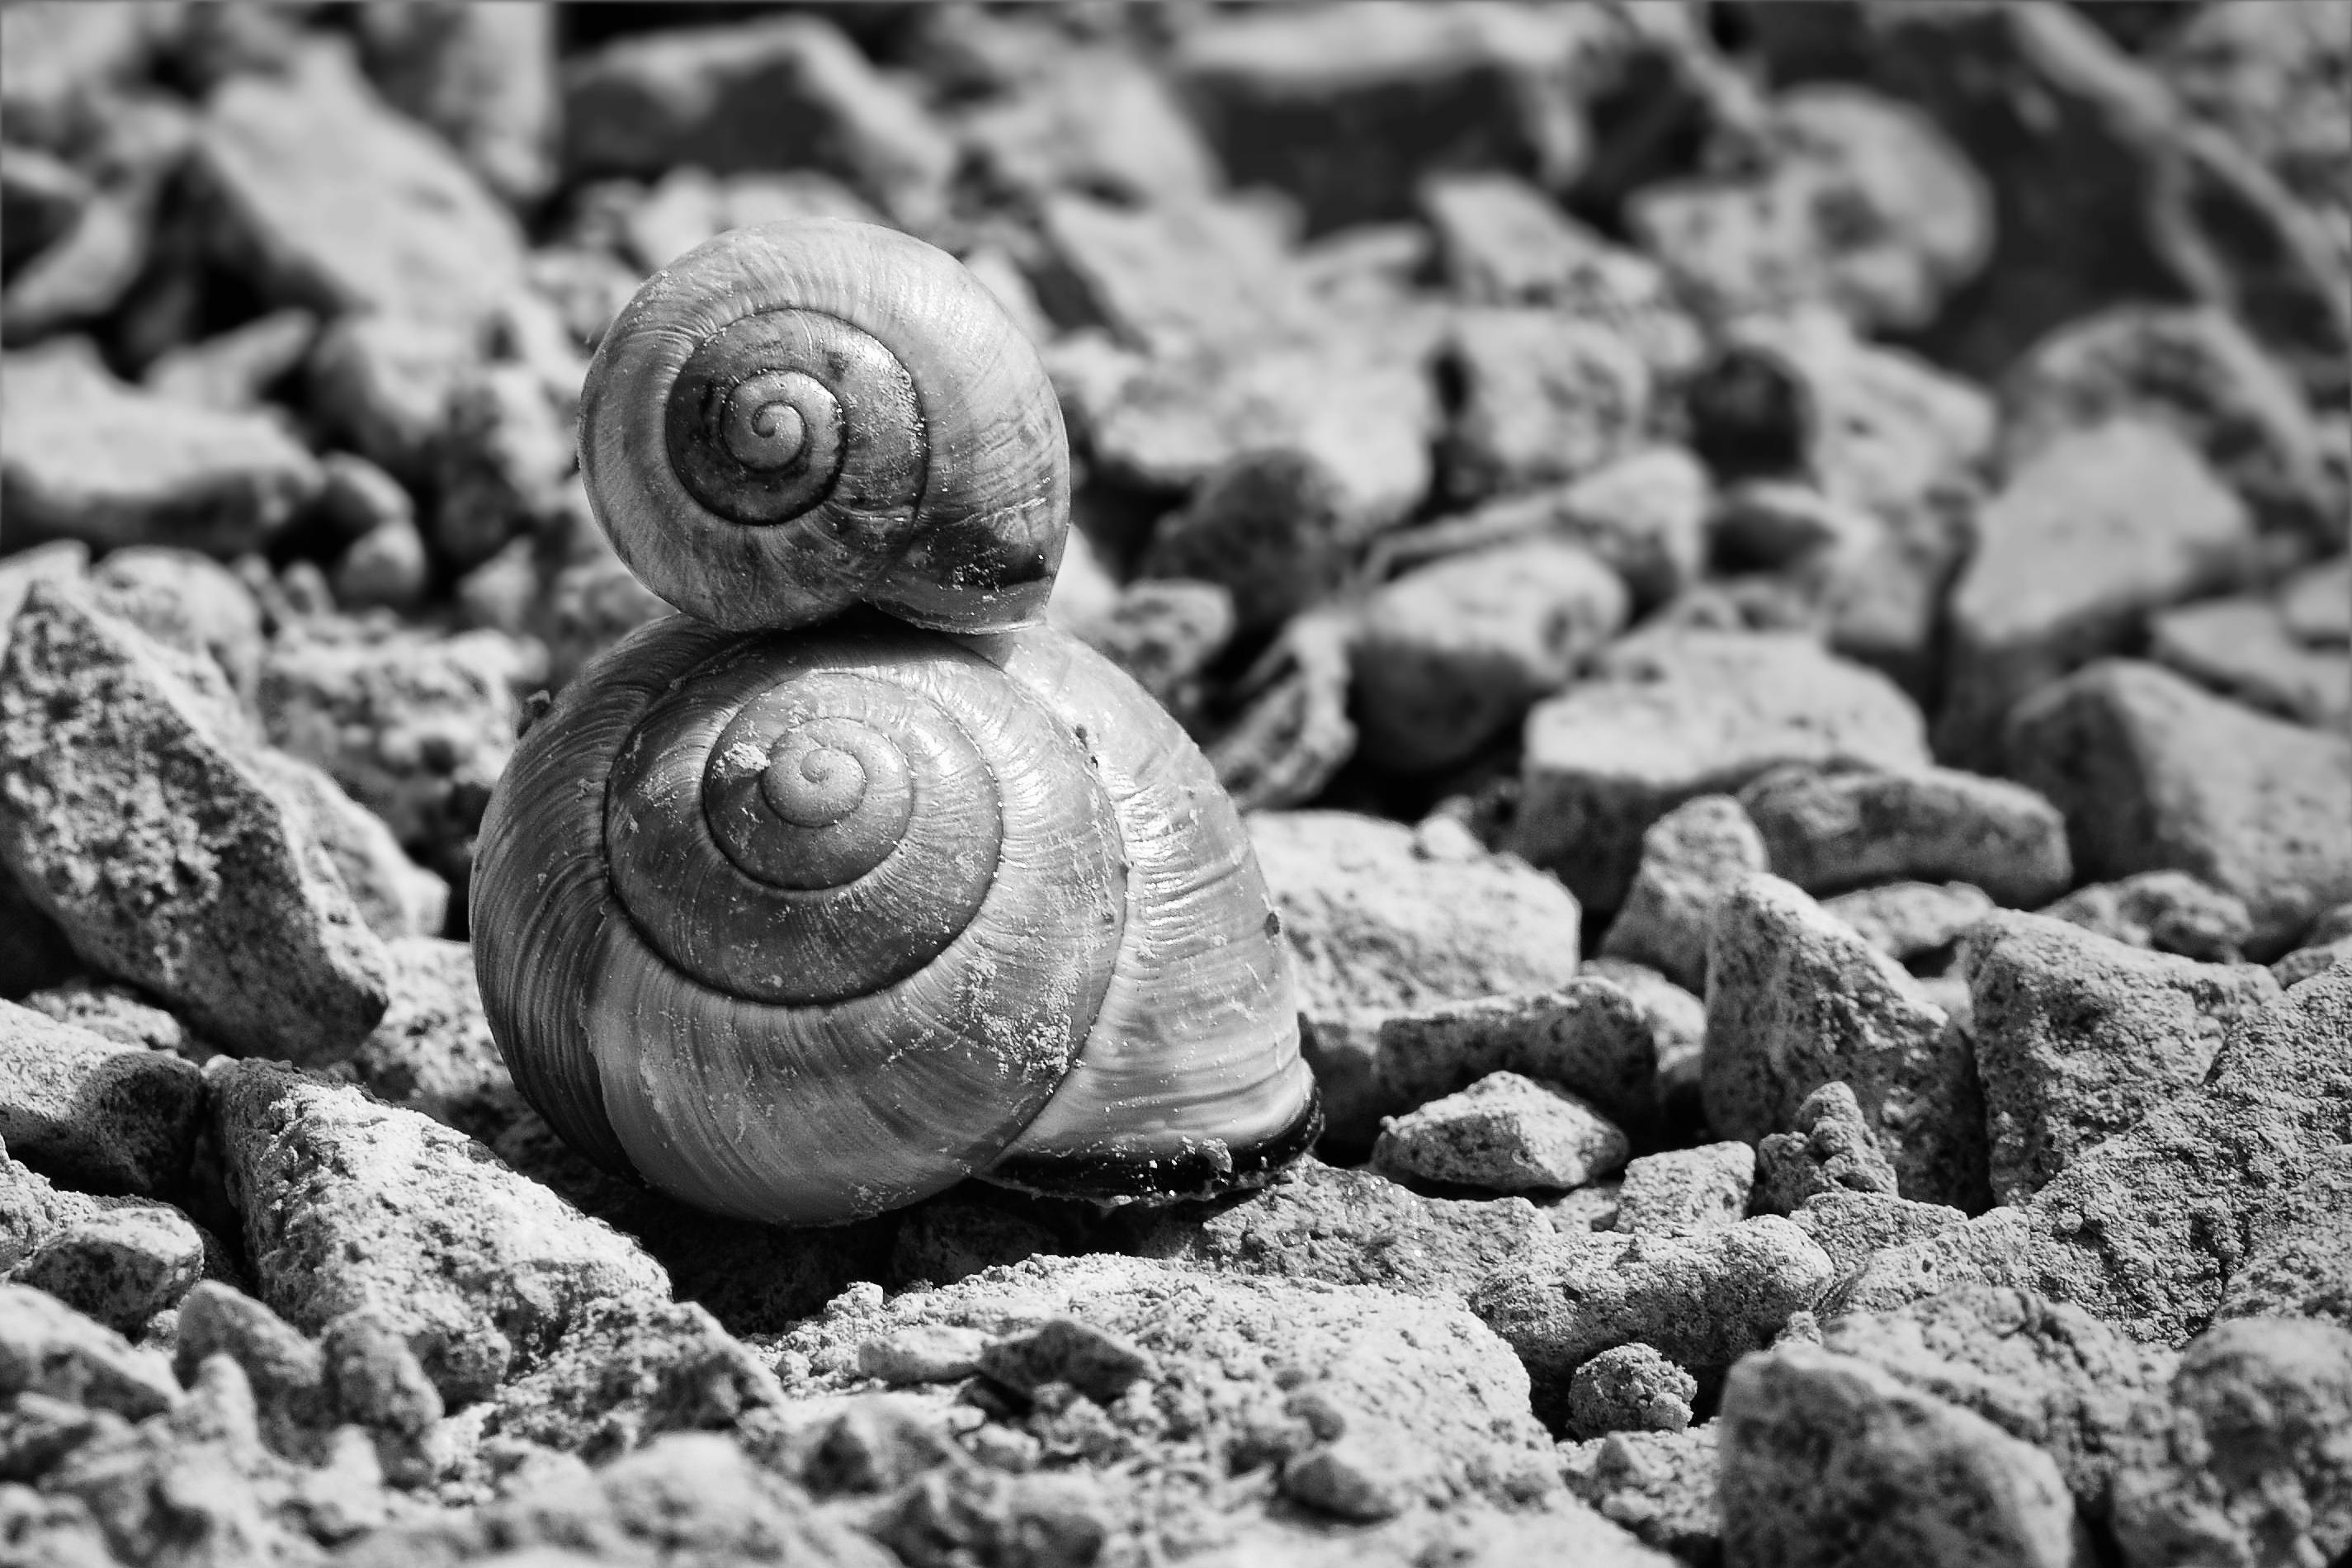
[470,220,1320,1227]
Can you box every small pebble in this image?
[11,1205,205,1338]
[1613,1142,1755,1236]
[1371,1072,1630,1194]
[857,1325,989,1387]
[1280,1430,1421,1523]
[979,1317,1156,1405]
[1566,1344,1697,1439]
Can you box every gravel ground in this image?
[2,3,2349,1566]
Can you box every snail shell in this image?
[579,219,1070,635]
[474,219,1317,1226]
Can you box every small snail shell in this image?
[473,220,1319,1226]
[579,219,1070,634]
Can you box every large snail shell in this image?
[579,220,1070,635]
[470,610,1320,1226]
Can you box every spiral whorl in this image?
[581,220,1070,635]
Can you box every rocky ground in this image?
[2,2,2350,1565]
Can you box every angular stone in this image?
[331,936,518,1145]
[1703,875,1983,1209]
[1281,1430,1420,1523]
[1251,810,1581,1027]
[86,546,265,703]
[1438,309,1650,504]
[210,1058,668,1404]
[1740,763,2071,908]
[1118,1157,1553,1305]
[1059,578,1233,729]
[1561,1426,1720,1565]
[1371,1072,1628,1195]
[2110,1317,2352,1568]
[2039,870,2255,965]
[1509,631,1929,914]
[143,309,319,413]
[1,340,322,555]
[563,14,953,224]
[1613,1143,1754,1236]
[1136,451,1357,640]
[2006,659,2352,959]
[173,1280,329,1457]
[1597,794,1767,994]
[1965,911,2281,1206]
[2282,552,2350,645]
[12,1204,205,1337]
[1351,540,1627,772]
[358,0,559,208]
[0,584,390,1063]
[1472,1217,1835,1405]
[19,980,210,1060]
[195,42,527,329]
[979,1317,1155,1405]
[1719,1344,2088,1568]
[305,311,475,482]
[857,1324,988,1387]
[956,48,1220,210]
[0,1280,179,1419]
[1566,1343,1696,1440]
[1036,191,1311,357]
[1754,1081,1900,1216]
[1826,881,1997,963]
[1793,1191,1970,1278]
[1942,418,2254,765]
[481,1294,783,1462]
[2149,593,2351,730]
[2216,1148,2352,1331]
[246,745,449,943]
[0,1000,201,1195]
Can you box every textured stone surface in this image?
[1964,911,2281,1205]
[1754,1081,1901,1216]
[1509,631,1929,914]
[1718,1344,2090,1568]
[330,935,518,1145]
[1564,1343,1696,1441]
[1596,794,1766,994]
[2006,659,2352,959]
[0,583,390,1063]
[1561,1426,1720,1564]
[210,1058,668,1404]
[1612,1142,1754,1236]
[2040,870,2256,965]
[1703,874,1984,1209]
[1826,881,1997,963]
[1794,1191,1971,1278]
[2150,593,2351,730]
[10,1203,204,1337]
[0,1000,201,1195]
[1740,763,2071,907]
[1438,309,1650,504]
[1370,1072,1628,1195]
[0,1280,179,1419]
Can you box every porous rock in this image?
[358,0,560,208]
[1250,810,1580,1028]
[1612,1142,1755,1236]
[1703,874,1984,1210]
[1564,1344,1695,1440]
[0,1280,179,1420]
[1739,763,2071,908]
[1471,1217,1834,1406]
[1941,418,2254,767]
[2006,658,2352,960]
[2214,1145,2352,1332]
[1596,794,1766,994]
[1753,1081,1901,1216]
[2149,593,2352,730]
[1964,911,2282,1206]
[1826,881,1998,964]
[11,1204,205,1338]
[1369,1072,1628,1195]
[0,583,391,1063]
[1561,1426,1719,1564]
[427,361,574,571]
[1036,190,1313,358]
[1717,1344,2090,1568]
[0,339,321,555]
[1509,631,1929,914]
[0,999,201,1195]
[85,547,266,704]
[2039,870,2255,965]
[18,980,209,1060]
[1136,450,1358,640]
[331,936,519,1145]
[209,1058,668,1405]
[1793,1191,1970,1278]
[1438,309,1651,504]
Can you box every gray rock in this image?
[1703,874,1985,1209]
[1,180,149,347]
[142,309,319,413]
[1438,309,1651,504]
[0,1000,201,1194]
[2039,870,2256,965]
[956,46,1220,211]
[857,1324,989,1387]
[2149,593,2351,730]
[18,980,210,1060]
[86,546,266,705]
[246,744,450,942]
[1118,1157,1553,1305]
[1565,1343,1696,1440]
[1059,578,1233,729]
[1251,810,1581,1027]
[1576,959,1707,1119]
[0,1280,179,1419]
[172,1280,328,1458]
[1632,85,1990,334]
[1351,540,1627,773]
[0,584,391,1063]
[1718,1344,2090,1568]
[358,0,559,207]
[1943,418,2255,766]
[1754,1081,1901,1216]
[2281,552,2350,645]
[210,1058,668,1404]
[1136,450,1357,640]
[1280,1430,1422,1523]
[1,340,322,555]
[564,14,952,225]
[1510,631,1929,914]
[2006,658,2352,959]
[1037,190,1314,357]
[306,310,476,482]
[10,1204,204,1337]
[320,1306,443,1485]
[1561,1426,1720,1564]
[1471,1216,1835,1405]
[1740,763,2071,907]
[194,41,527,329]
[428,361,574,570]
[331,936,518,1146]
[332,517,431,615]
[1370,1072,1629,1194]
[1613,1142,1755,1236]
[1708,477,1883,573]
[1794,1191,1971,1277]
[1826,881,1998,963]
[1838,960,2352,1347]
[1821,1283,2176,1516]
[1597,794,1767,994]
[1965,911,2281,1205]
[2110,1317,2352,1568]
[2214,1143,2352,1331]
[980,1316,1156,1405]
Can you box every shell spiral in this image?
[473,220,1318,1228]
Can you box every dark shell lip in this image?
[980,1087,1325,1206]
